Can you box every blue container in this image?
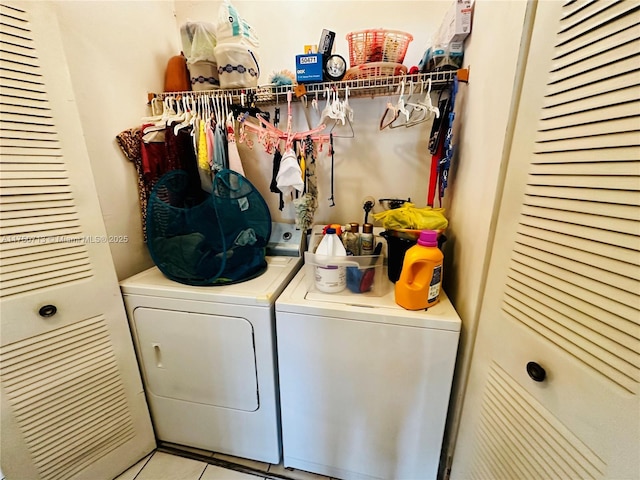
[296,54,323,83]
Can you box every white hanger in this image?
[405,78,440,128]
[383,80,411,130]
[174,95,195,135]
[165,96,186,125]
[199,95,207,120]
[423,78,440,117]
[225,93,231,120]
[396,80,411,122]
[318,88,333,127]
[141,96,164,122]
[343,86,354,122]
[329,89,345,125]
[143,97,177,134]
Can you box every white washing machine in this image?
[120,225,303,464]
[275,228,461,480]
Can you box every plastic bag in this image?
[181,22,219,90]
[181,22,217,64]
[214,43,260,88]
[372,203,448,231]
[216,0,260,49]
[419,41,464,73]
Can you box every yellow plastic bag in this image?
[372,203,448,231]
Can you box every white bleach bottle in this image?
[314,227,347,293]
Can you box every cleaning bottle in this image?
[395,230,443,310]
[342,223,360,256]
[360,223,374,255]
[314,227,347,293]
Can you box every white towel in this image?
[276,148,304,195]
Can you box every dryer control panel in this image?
[267,222,304,257]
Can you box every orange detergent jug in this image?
[395,230,443,310]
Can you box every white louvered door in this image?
[451,1,639,479]
[0,3,155,479]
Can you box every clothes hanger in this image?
[211,94,218,123]
[141,96,164,123]
[329,113,354,138]
[380,80,411,130]
[242,90,330,153]
[379,101,399,130]
[317,88,332,128]
[301,94,314,130]
[230,91,270,122]
[165,96,186,126]
[223,92,230,120]
[329,88,345,125]
[236,112,254,149]
[343,86,354,123]
[428,88,450,155]
[390,80,418,129]
[404,80,429,126]
[143,97,176,134]
[325,87,354,138]
[387,80,411,129]
[406,78,440,128]
[174,96,191,135]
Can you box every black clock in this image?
[323,54,347,81]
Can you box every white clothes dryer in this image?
[275,227,461,480]
[120,254,301,464]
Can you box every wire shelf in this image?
[151,70,458,105]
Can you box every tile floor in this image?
[114,445,339,480]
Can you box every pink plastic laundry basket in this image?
[346,29,413,67]
[343,62,407,81]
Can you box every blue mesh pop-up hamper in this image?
[146,169,271,285]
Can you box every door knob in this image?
[526,361,546,382]
[38,304,57,318]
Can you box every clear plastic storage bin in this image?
[304,251,386,296]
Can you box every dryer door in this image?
[133,307,258,411]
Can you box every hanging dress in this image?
[226,112,245,176]
[212,120,228,174]
[197,117,214,193]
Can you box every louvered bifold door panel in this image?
[512,0,640,394]
[0,2,128,339]
[0,317,136,480]
[451,2,640,479]
[0,3,154,480]
[470,363,606,480]
[0,4,94,301]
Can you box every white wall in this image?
[174,1,452,228]
[51,0,460,280]
[175,0,449,81]
[51,0,182,281]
